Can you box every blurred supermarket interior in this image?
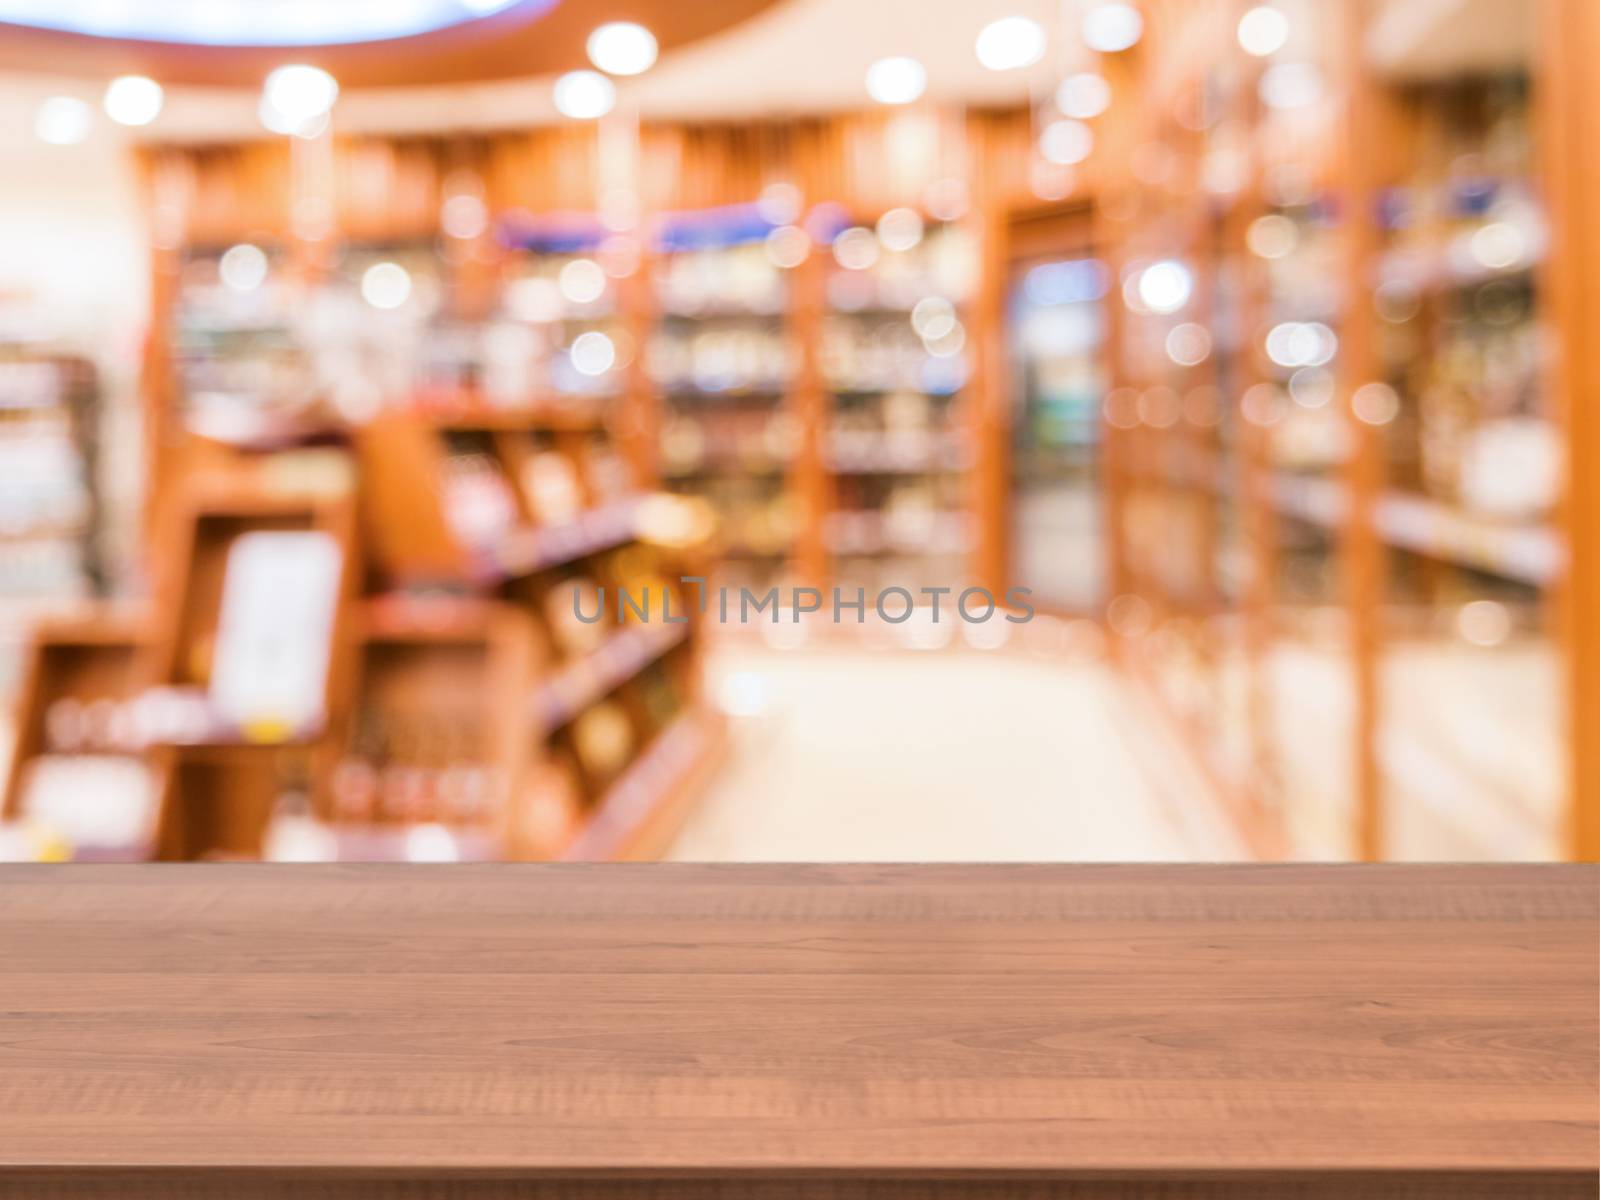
[0,0,1596,864]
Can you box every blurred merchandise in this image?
[0,353,102,606]
[0,0,1594,865]
[653,228,797,590]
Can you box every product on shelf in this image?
[0,354,100,604]
[651,218,799,588]
[821,214,977,588]
[522,450,585,525]
[333,707,500,827]
[1374,75,1549,520]
[543,573,611,657]
[15,755,157,858]
[438,441,520,551]
[570,700,635,788]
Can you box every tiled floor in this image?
[669,639,1245,861]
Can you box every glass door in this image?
[1006,241,1109,612]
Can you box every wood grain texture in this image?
[0,864,1593,1198]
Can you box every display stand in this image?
[3,415,723,861]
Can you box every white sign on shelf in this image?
[210,530,342,735]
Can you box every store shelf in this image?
[1271,473,1348,528]
[137,686,327,748]
[1373,492,1561,586]
[417,400,610,434]
[359,594,501,642]
[1166,449,1558,586]
[663,456,788,478]
[532,621,690,734]
[1376,246,1542,293]
[662,385,790,402]
[560,706,726,861]
[489,497,646,578]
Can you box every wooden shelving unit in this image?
[3,438,723,862]
[1089,0,1591,861]
[0,614,154,861]
[136,111,1040,605]
[12,142,732,861]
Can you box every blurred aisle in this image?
[670,641,1245,861]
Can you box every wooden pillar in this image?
[789,234,830,590]
[135,149,189,561]
[1540,0,1600,860]
[966,113,1011,599]
[1335,0,1386,861]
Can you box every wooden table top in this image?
[0,863,1595,1198]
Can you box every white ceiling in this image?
[1,0,1537,142]
[141,0,1073,140]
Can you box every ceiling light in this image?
[1056,73,1111,119]
[0,0,534,45]
[263,64,338,136]
[103,75,163,126]
[34,96,90,145]
[1237,5,1290,56]
[586,21,657,76]
[1082,3,1143,53]
[975,16,1046,71]
[361,262,412,310]
[865,56,927,105]
[553,70,615,119]
[258,97,327,138]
